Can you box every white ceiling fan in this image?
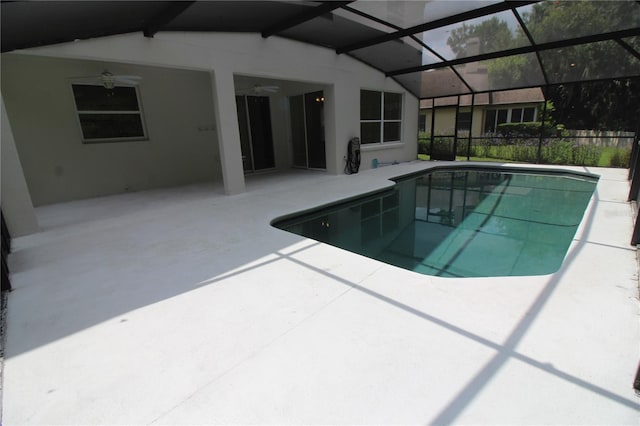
[72,70,142,89]
[238,84,280,95]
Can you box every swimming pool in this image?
[273,166,598,278]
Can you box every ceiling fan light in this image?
[101,71,115,89]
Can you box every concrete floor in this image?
[4,162,639,424]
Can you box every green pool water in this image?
[273,167,598,278]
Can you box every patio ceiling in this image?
[2,0,640,99]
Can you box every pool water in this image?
[273,167,598,278]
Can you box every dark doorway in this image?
[236,95,276,172]
[289,91,326,169]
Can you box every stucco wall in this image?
[421,107,484,137]
[268,95,294,171]
[2,32,419,212]
[1,55,221,205]
[1,95,39,236]
[14,33,418,173]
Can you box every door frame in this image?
[289,90,326,171]
[236,95,277,174]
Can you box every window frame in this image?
[70,82,148,144]
[483,105,539,133]
[456,110,472,133]
[360,90,403,145]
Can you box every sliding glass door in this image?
[236,95,275,173]
[289,91,326,170]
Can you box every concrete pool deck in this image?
[4,162,639,424]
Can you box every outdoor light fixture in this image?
[101,71,116,89]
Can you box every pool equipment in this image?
[345,137,361,174]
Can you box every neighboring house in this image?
[417,37,544,139]
[418,88,546,138]
[1,33,419,237]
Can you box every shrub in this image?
[538,140,601,166]
[573,144,602,166]
[511,139,538,163]
[543,139,573,164]
[496,121,565,138]
[609,148,631,168]
[418,138,430,155]
[456,139,470,156]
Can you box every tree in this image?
[446,1,640,131]
[446,16,515,57]
[526,1,640,130]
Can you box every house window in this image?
[418,113,427,133]
[511,108,523,122]
[483,106,538,133]
[360,90,402,144]
[522,107,535,121]
[484,110,497,133]
[457,111,472,132]
[496,109,508,126]
[71,84,146,142]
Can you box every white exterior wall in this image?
[1,32,419,230]
[1,54,221,206]
[1,94,39,236]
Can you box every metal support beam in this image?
[629,129,640,201]
[454,96,461,160]
[340,5,475,93]
[537,96,547,164]
[419,75,640,102]
[262,1,352,38]
[387,27,640,77]
[467,94,475,161]
[512,7,550,86]
[143,1,195,38]
[632,212,640,245]
[1,211,11,292]
[629,128,640,181]
[430,101,436,160]
[336,1,538,54]
[615,38,640,62]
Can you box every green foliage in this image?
[447,17,515,57]
[486,54,532,91]
[418,138,429,155]
[523,3,640,130]
[496,122,563,137]
[608,148,631,168]
[466,137,602,166]
[446,1,640,131]
[431,136,455,160]
[418,133,467,159]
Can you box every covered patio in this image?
[1,1,639,423]
[3,162,639,423]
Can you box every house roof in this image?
[419,87,545,109]
[2,1,639,99]
[491,88,545,105]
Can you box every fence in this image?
[627,133,640,244]
[419,133,635,168]
[568,130,635,148]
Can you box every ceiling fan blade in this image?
[114,75,142,81]
[114,77,141,86]
[69,76,102,83]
